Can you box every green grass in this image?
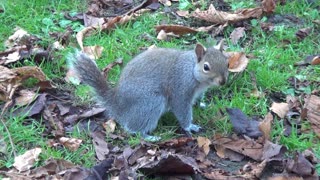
[0,0,320,174]
[1,107,95,168]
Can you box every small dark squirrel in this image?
[68,42,229,141]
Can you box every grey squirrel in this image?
[68,42,229,141]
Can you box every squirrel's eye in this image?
[203,63,210,71]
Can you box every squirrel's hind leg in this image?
[122,96,166,141]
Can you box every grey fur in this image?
[68,44,228,141]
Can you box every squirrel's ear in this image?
[195,43,206,62]
[214,39,224,52]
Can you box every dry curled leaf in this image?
[156,29,179,40]
[226,52,249,72]
[230,27,245,45]
[159,0,171,6]
[155,24,216,37]
[59,137,83,151]
[15,89,38,106]
[192,4,262,25]
[0,65,46,102]
[156,25,198,36]
[259,112,273,141]
[197,137,211,155]
[287,153,316,177]
[226,108,262,138]
[241,160,267,179]
[77,10,148,50]
[270,102,289,119]
[176,10,189,17]
[214,145,244,161]
[91,131,109,161]
[304,95,320,138]
[13,148,42,172]
[213,137,264,161]
[82,46,104,60]
[262,140,284,161]
[103,119,116,134]
[5,27,29,48]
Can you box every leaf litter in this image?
[1,0,320,179]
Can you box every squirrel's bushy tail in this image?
[68,51,112,104]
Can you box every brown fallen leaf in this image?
[76,16,120,50]
[102,58,123,78]
[262,140,284,160]
[226,108,263,138]
[156,25,198,36]
[302,149,319,164]
[197,136,211,155]
[192,4,263,25]
[214,145,244,161]
[268,174,303,180]
[230,27,245,45]
[128,146,148,165]
[91,131,110,161]
[1,28,50,65]
[59,137,83,151]
[13,148,42,172]
[0,50,21,65]
[226,52,249,72]
[43,107,65,137]
[83,14,106,27]
[240,160,267,179]
[21,93,47,117]
[15,89,38,106]
[159,0,171,6]
[82,46,104,60]
[286,153,316,177]
[203,169,236,180]
[30,158,76,178]
[176,10,189,17]
[213,136,263,161]
[4,27,29,48]
[259,112,273,141]
[304,95,320,138]
[62,107,106,127]
[0,65,46,102]
[79,107,106,119]
[76,10,148,50]
[156,29,179,40]
[270,102,289,119]
[103,119,116,134]
[262,0,276,14]
[286,95,301,110]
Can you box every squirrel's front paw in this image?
[185,124,201,133]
